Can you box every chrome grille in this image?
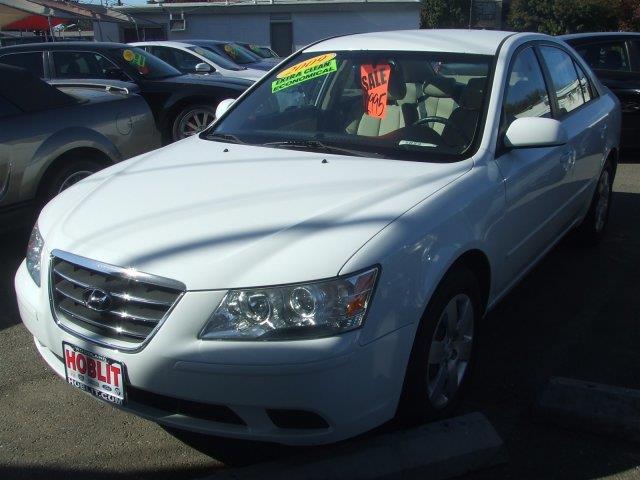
[50,250,184,350]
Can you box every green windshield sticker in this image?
[123,49,146,68]
[271,58,337,93]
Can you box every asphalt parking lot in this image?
[1,161,639,480]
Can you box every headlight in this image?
[200,267,379,341]
[26,224,44,287]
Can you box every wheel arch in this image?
[446,249,492,315]
[35,147,113,200]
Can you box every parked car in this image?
[562,32,640,149]
[182,39,279,71]
[0,64,160,231]
[131,41,264,81]
[0,42,252,142]
[238,42,280,59]
[15,29,620,446]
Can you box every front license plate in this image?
[63,342,126,405]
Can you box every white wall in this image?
[291,10,420,49]
[126,4,420,48]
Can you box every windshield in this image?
[211,43,260,65]
[243,43,277,59]
[209,50,493,161]
[110,47,181,80]
[189,46,244,71]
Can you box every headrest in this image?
[459,77,485,110]
[387,64,406,102]
[423,76,456,98]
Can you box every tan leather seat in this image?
[417,76,457,134]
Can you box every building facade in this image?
[112,0,422,55]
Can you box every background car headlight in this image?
[200,267,379,340]
[26,224,44,287]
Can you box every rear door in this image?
[494,45,571,287]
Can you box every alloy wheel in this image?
[594,169,611,233]
[178,108,215,139]
[427,293,474,409]
[58,170,94,193]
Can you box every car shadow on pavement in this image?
[0,228,29,332]
[462,189,640,479]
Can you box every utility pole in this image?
[468,0,474,29]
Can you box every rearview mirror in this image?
[215,98,235,119]
[504,117,567,148]
[195,63,212,73]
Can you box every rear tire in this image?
[396,266,481,426]
[573,161,613,246]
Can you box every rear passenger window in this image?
[503,47,551,125]
[0,52,44,78]
[576,42,631,72]
[539,46,584,116]
[574,61,593,103]
[52,51,116,79]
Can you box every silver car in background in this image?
[0,64,161,232]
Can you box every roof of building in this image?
[306,29,519,56]
[115,0,421,13]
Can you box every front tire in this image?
[171,104,217,142]
[397,266,481,425]
[39,158,104,204]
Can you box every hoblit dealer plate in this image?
[63,342,125,405]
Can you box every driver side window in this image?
[503,47,551,128]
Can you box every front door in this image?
[493,46,573,290]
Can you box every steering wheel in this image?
[414,115,470,145]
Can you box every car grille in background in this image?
[50,252,184,350]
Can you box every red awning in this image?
[4,14,68,30]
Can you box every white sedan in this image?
[15,29,620,446]
[131,41,265,81]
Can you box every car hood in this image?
[39,137,471,290]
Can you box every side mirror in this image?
[504,117,567,148]
[195,62,212,74]
[215,98,235,119]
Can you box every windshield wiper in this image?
[204,132,247,144]
[261,140,380,158]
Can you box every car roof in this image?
[561,32,640,40]
[182,39,228,46]
[0,41,129,52]
[305,29,520,56]
[560,32,640,43]
[130,41,196,48]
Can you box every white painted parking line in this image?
[201,412,506,480]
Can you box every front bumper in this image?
[15,260,413,445]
